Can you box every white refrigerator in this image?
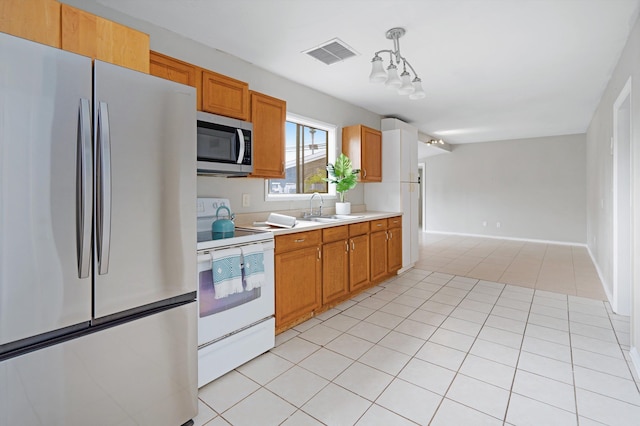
[0,33,197,425]
[364,118,420,271]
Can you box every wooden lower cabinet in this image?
[349,233,370,292]
[274,217,402,333]
[370,218,388,281]
[274,231,322,329]
[322,239,349,304]
[387,222,402,273]
[370,229,388,282]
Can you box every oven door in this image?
[197,239,274,346]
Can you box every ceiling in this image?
[97,0,639,144]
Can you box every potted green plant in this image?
[324,153,360,215]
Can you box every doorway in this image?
[613,77,632,315]
[418,163,426,232]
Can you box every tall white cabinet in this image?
[364,118,419,271]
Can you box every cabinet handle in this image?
[345,241,349,252]
[294,238,305,243]
[385,231,389,240]
[351,240,355,251]
[317,247,321,260]
[376,223,383,227]
[363,169,367,178]
[389,230,393,240]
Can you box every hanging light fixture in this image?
[369,27,426,100]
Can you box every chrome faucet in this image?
[306,192,324,218]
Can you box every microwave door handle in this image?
[97,101,112,275]
[236,129,245,164]
[77,98,93,279]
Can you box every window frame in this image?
[264,112,337,202]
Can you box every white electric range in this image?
[196,198,275,387]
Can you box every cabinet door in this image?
[0,0,61,48]
[149,51,202,109]
[202,70,249,120]
[349,234,370,291]
[250,91,286,178]
[370,230,388,282]
[275,246,321,327]
[342,125,382,183]
[60,4,150,73]
[387,227,402,273]
[362,126,382,182]
[322,240,349,305]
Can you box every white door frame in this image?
[418,162,427,232]
[613,76,632,315]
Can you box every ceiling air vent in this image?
[303,38,358,65]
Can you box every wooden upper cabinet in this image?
[61,4,149,73]
[0,0,61,47]
[202,70,249,120]
[342,124,382,182]
[250,91,286,178]
[150,50,202,108]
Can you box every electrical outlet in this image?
[242,193,250,207]
[496,222,501,228]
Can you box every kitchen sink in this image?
[300,214,365,223]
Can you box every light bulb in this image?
[397,71,415,95]
[409,77,426,100]
[385,64,401,88]
[369,55,387,83]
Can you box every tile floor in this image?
[195,236,639,425]
[416,234,605,300]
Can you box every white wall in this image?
[63,0,381,215]
[422,134,587,244]
[586,13,640,369]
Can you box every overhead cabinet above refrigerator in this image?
[0,32,197,426]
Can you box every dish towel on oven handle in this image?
[241,243,265,290]
[211,247,244,299]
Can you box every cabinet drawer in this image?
[370,219,387,232]
[387,216,402,228]
[349,222,369,237]
[276,230,321,253]
[323,225,348,243]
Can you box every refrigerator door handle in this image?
[77,98,93,279]
[236,129,245,164]
[97,101,112,275]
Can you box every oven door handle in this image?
[236,129,245,164]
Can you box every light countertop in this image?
[236,211,402,236]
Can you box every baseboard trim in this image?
[630,348,640,382]
[586,245,614,309]
[423,230,587,247]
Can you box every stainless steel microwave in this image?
[196,111,253,176]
